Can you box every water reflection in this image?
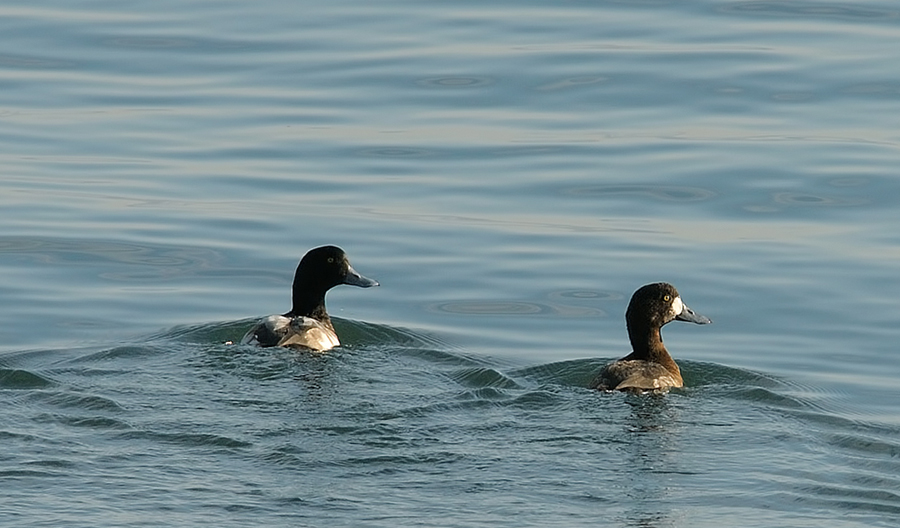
[102,37,198,50]
[771,92,815,102]
[0,236,224,280]
[547,289,624,302]
[564,185,716,203]
[428,300,602,317]
[415,76,494,89]
[843,83,900,96]
[718,1,892,21]
[772,192,866,207]
[537,76,607,92]
[616,394,682,528]
[356,147,433,158]
[0,53,69,69]
[828,177,868,187]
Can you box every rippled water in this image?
[3,1,900,526]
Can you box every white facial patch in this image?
[672,296,684,316]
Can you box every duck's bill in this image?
[344,265,379,288]
[676,304,711,324]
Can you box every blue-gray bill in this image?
[675,304,711,325]
[344,265,379,288]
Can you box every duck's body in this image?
[241,246,378,351]
[594,359,682,392]
[590,282,710,392]
[242,315,341,350]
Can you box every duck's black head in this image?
[289,245,378,317]
[626,282,710,331]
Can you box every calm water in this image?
[2,0,900,526]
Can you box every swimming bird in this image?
[241,245,378,351]
[590,282,710,392]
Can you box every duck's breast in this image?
[591,359,682,392]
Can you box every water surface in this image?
[2,1,900,526]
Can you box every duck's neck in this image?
[627,322,681,374]
[288,280,330,321]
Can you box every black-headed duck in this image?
[241,246,378,351]
[590,282,710,392]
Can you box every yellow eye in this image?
[327,257,334,263]
[663,295,671,302]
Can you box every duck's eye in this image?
[663,294,671,302]
[327,257,334,264]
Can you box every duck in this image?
[590,282,710,392]
[241,245,378,351]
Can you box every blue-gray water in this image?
[2,1,900,526]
